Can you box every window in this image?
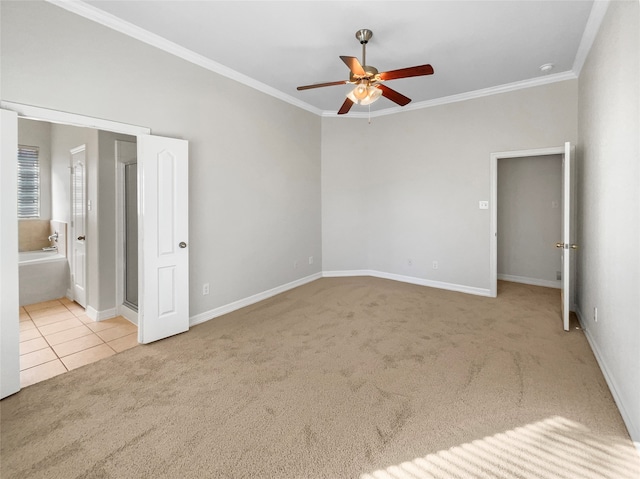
[17,145,40,218]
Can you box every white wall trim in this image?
[1,109,21,399]
[572,0,611,77]
[189,269,491,328]
[117,303,138,326]
[323,270,492,297]
[324,72,578,118]
[0,101,151,136]
[45,0,323,117]
[85,306,117,322]
[490,146,566,297]
[575,307,640,451]
[44,1,579,120]
[189,273,323,327]
[497,274,561,289]
[322,270,373,278]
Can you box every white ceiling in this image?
[62,1,597,116]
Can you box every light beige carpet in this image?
[2,278,639,478]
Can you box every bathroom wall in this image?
[17,119,52,251]
[18,220,50,252]
[95,130,136,312]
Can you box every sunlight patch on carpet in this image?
[360,416,640,479]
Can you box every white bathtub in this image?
[19,250,63,264]
[19,251,70,306]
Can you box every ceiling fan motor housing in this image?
[356,29,373,44]
[349,66,379,83]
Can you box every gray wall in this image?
[97,131,135,312]
[498,155,562,286]
[1,1,322,318]
[322,81,578,291]
[577,1,639,442]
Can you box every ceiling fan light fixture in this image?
[347,84,382,105]
[359,86,382,105]
[353,81,369,100]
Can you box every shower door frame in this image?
[115,140,139,324]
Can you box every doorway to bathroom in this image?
[3,104,191,398]
[15,119,140,387]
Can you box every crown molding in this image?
[46,0,323,116]
[323,71,578,119]
[572,0,610,76]
[47,0,588,120]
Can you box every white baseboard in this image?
[189,272,323,327]
[117,304,138,325]
[85,306,117,322]
[576,307,640,452]
[322,270,492,297]
[498,274,561,289]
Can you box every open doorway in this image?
[489,143,576,331]
[15,119,139,387]
[497,154,562,288]
[3,103,190,398]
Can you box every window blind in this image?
[17,145,40,218]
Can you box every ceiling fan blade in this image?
[340,56,366,76]
[377,84,411,106]
[379,64,434,81]
[297,80,348,91]
[337,98,354,115]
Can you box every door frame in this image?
[70,144,88,307]
[115,140,139,324]
[0,102,150,396]
[489,145,566,298]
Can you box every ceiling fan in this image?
[297,29,434,115]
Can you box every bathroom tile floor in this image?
[19,298,138,388]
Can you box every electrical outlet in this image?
[202,283,209,295]
[479,201,489,209]
[594,307,598,322]
[308,256,314,265]
[432,261,438,269]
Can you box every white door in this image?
[559,141,575,331]
[137,135,189,343]
[71,146,87,308]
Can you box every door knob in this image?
[77,235,86,241]
[555,242,564,248]
[570,244,578,250]
[179,242,187,248]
